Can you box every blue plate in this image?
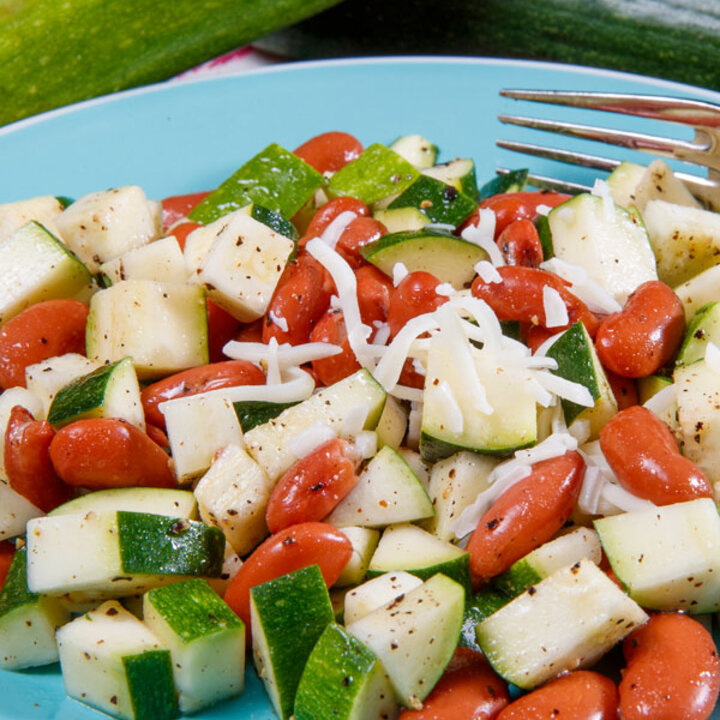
[1,57,719,719]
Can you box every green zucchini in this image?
[0,0,345,126]
[257,0,720,92]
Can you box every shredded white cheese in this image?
[392,262,409,286]
[435,283,456,297]
[591,178,616,223]
[287,421,336,459]
[267,309,288,333]
[317,210,358,249]
[540,257,622,315]
[223,340,342,367]
[461,209,504,267]
[353,430,378,459]
[474,260,502,284]
[542,285,570,328]
[535,203,552,216]
[341,403,371,437]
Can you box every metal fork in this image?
[497,90,720,209]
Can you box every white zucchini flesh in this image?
[334,526,381,587]
[476,559,648,689]
[0,480,42,541]
[99,235,188,285]
[54,186,161,273]
[0,195,65,242]
[343,571,423,625]
[162,393,244,484]
[346,573,464,709]
[194,443,273,556]
[594,498,720,613]
[56,600,177,720]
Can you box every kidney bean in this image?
[309,310,361,386]
[497,671,619,720]
[294,131,363,174]
[387,271,448,338]
[599,405,712,505]
[301,197,370,243]
[234,318,264,343]
[262,253,334,345]
[141,359,265,429]
[0,541,14,590]
[335,216,387,268]
[0,299,88,389]
[4,405,71,512]
[399,647,510,720]
[49,418,175,490]
[471,266,600,337]
[356,264,393,327]
[620,613,720,720]
[206,299,241,363]
[467,451,585,583]
[595,280,685,378]
[223,521,352,635]
[265,438,359,533]
[605,369,639,411]
[461,191,570,239]
[496,218,543,267]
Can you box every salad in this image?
[0,127,719,720]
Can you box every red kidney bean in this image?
[294,131,363,174]
[595,280,685,378]
[496,218,543,267]
[599,404,712,505]
[467,451,585,582]
[620,613,720,720]
[335,216,387,268]
[309,310,361,386]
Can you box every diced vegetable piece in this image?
[186,210,295,322]
[423,158,479,201]
[54,186,161,273]
[194,443,273,556]
[189,143,324,224]
[0,221,92,326]
[546,193,657,304]
[595,498,720,613]
[390,134,438,169]
[387,174,477,227]
[251,564,334,720]
[143,579,245,713]
[367,523,470,595]
[326,446,433,528]
[494,527,602,597]
[476,559,648,689]
[244,368,386,481]
[334,526,380,587]
[56,600,177,720]
[343,571,423,625]
[48,487,198,519]
[294,622,398,720]
[47,356,145,430]
[674,264,720,322]
[327,144,420,205]
[0,195,64,242]
[162,393,244,485]
[26,511,225,599]
[0,480,42,541]
[86,279,208,380]
[346,573,464,709]
[99,236,188,286]
[0,548,70,669]
[676,301,720,366]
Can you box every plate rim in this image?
[3,54,720,138]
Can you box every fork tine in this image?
[500,90,720,129]
[496,139,620,172]
[498,113,707,164]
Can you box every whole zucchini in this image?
[257,0,720,91]
[0,0,343,127]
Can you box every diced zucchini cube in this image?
[294,623,398,720]
[26,511,225,599]
[476,559,648,689]
[0,480,42,541]
[343,571,423,626]
[47,356,144,430]
[387,174,477,227]
[143,579,245,713]
[99,236,188,286]
[595,498,720,613]
[187,210,294,322]
[346,573,464,709]
[189,143,324,224]
[54,186,161,272]
[334,526,380,587]
[251,565,334,720]
[0,195,64,242]
[327,144,420,205]
[162,393,244,485]
[0,221,92,326]
[0,548,70,669]
[56,600,178,720]
[86,280,208,380]
[194,443,273,556]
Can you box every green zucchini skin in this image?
[0,0,344,126]
[258,0,720,92]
